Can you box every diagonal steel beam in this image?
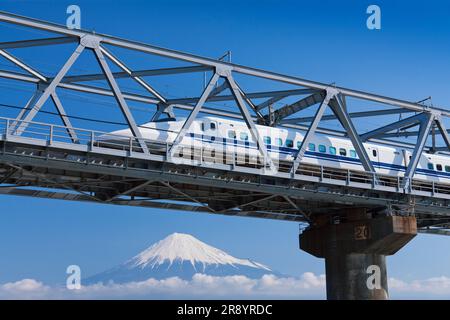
[14,44,85,135]
[376,131,427,139]
[291,89,334,173]
[219,194,278,213]
[167,89,316,105]
[281,108,411,124]
[99,46,167,103]
[339,93,347,110]
[329,97,377,174]
[225,73,276,172]
[151,103,175,121]
[0,49,47,81]
[159,181,216,213]
[402,113,434,190]
[270,91,325,125]
[9,86,44,133]
[376,124,450,141]
[50,91,79,143]
[398,121,423,132]
[283,195,299,209]
[281,196,310,221]
[169,72,220,153]
[209,81,229,96]
[360,113,426,142]
[93,46,149,154]
[256,95,287,111]
[106,180,153,202]
[431,123,436,152]
[234,81,265,121]
[434,117,450,152]
[0,36,77,49]
[0,167,18,184]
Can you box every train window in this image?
[275,138,283,146]
[308,143,316,151]
[319,145,326,153]
[201,123,205,131]
[446,166,450,172]
[240,132,249,141]
[437,164,443,171]
[210,122,216,130]
[339,148,347,156]
[297,141,302,149]
[286,139,294,148]
[264,136,271,145]
[350,150,357,158]
[372,149,377,157]
[228,130,236,139]
[428,163,434,170]
[329,146,336,155]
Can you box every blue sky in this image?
[0,0,450,299]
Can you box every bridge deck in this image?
[0,116,449,235]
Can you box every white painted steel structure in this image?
[0,11,449,235]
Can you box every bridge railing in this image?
[0,116,449,198]
[0,117,166,154]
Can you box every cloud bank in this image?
[0,273,326,299]
[388,276,450,298]
[0,273,449,299]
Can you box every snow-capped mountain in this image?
[85,233,275,284]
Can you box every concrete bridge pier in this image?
[299,209,417,300]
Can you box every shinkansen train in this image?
[103,116,450,184]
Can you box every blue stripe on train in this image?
[187,133,450,179]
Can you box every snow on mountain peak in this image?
[84,233,278,284]
[128,233,271,271]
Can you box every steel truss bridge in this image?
[0,11,449,236]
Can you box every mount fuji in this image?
[85,233,276,284]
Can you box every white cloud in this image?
[0,279,52,299]
[389,276,450,298]
[2,279,45,291]
[0,273,326,299]
[0,273,449,299]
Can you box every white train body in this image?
[108,116,450,184]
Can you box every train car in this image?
[102,116,450,184]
